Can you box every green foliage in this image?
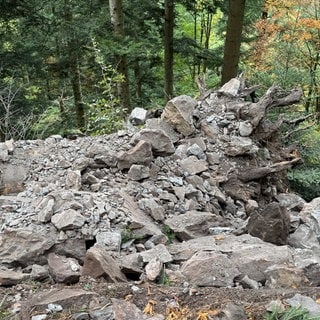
[162,225,175,244]
[287,124,320,201]
[0,294,10,319]
[158,269,172,286]
[86,39,125,136]
[288,167,320,201]
[31,103,78,138]
[264,306,316,320]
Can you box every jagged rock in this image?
[95,230,122,251]
[48,253,81,284]
[117,140,153,170]
[37,196,55,222]
[304,263,320,286]
[120,191,164,237]
[222,302,247,320]
[131,129,175,156]
[145,118,180,143]
[51,209,86,230]
[30,264,50,281]
[128,164,150,181]
[81,244,127,282]
[286,294,320,317]
[288,224,320,253]
[246,202,290,245]
[161,95,197,136]
[0,229,55,266]
[265,264,309,289]
[145,257,163,281]
[178,156,208,175]
[165,211,222,241]
[20,288,98,317]
[168,236,218,262]
[139,244,172,264]
[65,170,82,190]
[218,234,293,283]
[275,193,306,211]
[129,107,148,125]
[224,136,259,156]
[180,251,239,287]
[218,78,241,97]
[0,267,28,286]
[111,298,155,320]
[239,121,253,137]
[138,198,165,222]
[0,142,9,161]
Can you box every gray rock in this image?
[265,264,309,289]
[222,302,247,320]
[139,244,172,264]
[288,224,320,252]
[179,156,208,175]
[180,251,239,287]
[21,288,98,315]
[239,121,253,137]
[131,129,175,156]
[128,164,150,181]
[0,229,55,266]
[81,244,127,282]
[145,257,163,281]
[129,107,148,125]
[247,202,290,245]
[51,209,86,230]
[31,264,50,281]
[95,231,122,251]
[117,140,153,170]
[48,253,81,284]
[111,298,147,320]
[161,95,197,136]
[0,267,28,286]
[138,198,165,221]
[286,294,320,317]
[165,211,221,240]
[65,170,82,190]
[225,136,259,156]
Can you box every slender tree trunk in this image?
[164,0,174,102]
[221,0,246,85]
[134,60,142,101]
[64,0,86,131]
[109,0,131,112]
[68,40,85,130]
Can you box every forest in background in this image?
[0,0,320,200]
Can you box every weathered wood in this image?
[239,86,303,128]
[238,158,302,182]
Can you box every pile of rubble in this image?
[1,78,320,319]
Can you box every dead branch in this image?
[284,122,316,140]
[239,87,303,128]
[283,113,314,126]
[238,158,302,182]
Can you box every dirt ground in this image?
[1,278,320,319]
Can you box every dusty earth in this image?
[1,278,320,319]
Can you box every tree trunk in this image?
[109,0,131,112]
[221,0,246,85]
[64,0,86,131]
[164,0,174,102]
[68,40,85,131]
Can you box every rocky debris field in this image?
[0,78,320,319]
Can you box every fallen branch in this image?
[284,122,316,140]
[238,158,302,182]
[239,87,303,128]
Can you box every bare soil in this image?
[1,278,319,319]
